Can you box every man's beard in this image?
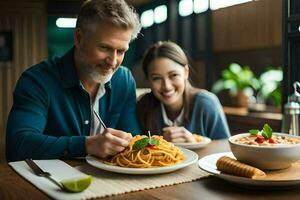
[79,58,117,85]
[90,71,114,85]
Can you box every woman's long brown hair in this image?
[137,41,200,134]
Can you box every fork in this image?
[93,110,107,129]
[25,159,64,190]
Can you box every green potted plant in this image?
[256,67,282,107]
[212,63,260,107]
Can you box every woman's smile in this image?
[160,90,175,98]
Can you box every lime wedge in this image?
[61,175,92,193]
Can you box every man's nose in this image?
[106,50,117,66]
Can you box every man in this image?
[6,0,142,161]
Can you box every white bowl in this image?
[229,133,300,170]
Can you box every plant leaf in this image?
[212,80,226,93]
[229,63,241,74]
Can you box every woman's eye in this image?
[151,77,161,81]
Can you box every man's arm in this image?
[6,72,86,161]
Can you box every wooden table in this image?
[1,139,300,200]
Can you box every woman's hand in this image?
[162,126,196,143]
[86,128,132,158]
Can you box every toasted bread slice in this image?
[216,156,266,179]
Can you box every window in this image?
[141,5,167,28]
[154,5,168,24]
[210,0,252,10]
[194,0,209,14]
[179,0,194,17]
[56,18,77,28]
[179,0,254,17]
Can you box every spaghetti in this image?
[102,135,185,168]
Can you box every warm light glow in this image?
[154,5,167,24]
[194,0,209,13]
[56,18,77,28]
[179,0,194,17]
[210,0,252,10]
[141,10,154,28]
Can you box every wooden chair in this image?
[0,124,6,163]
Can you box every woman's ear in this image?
[184,65,189,80]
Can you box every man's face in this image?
[75,22,133,84]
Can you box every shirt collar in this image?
[79,82,106,105]
[161,103,184,126]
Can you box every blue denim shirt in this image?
[139,91,230,139]
[6,47,141,161]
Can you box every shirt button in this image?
[84,120,89,125]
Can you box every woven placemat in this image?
[75,163,209,199]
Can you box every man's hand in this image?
[162,126,196,143]
[86,128,132,158]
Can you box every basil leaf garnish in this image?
[133,138,149,150]
[249,129,259,135]
[262,123,273,139]
[149,138,159,145]
[133,137,160,150]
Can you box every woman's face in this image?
[147,57,189,111]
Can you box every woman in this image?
[137,41,230,142]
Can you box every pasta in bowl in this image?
[229,124,300,170]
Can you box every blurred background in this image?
[0,0,299,163]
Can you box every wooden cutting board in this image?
[254,161,300,181]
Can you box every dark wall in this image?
[283,0,300,104]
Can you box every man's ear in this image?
[184,64,189,80]
[74,28,82,48]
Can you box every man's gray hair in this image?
[76,0,141,40]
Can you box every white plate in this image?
[173,136,211,150]
[86,148,198,174]
[198,152,300,187]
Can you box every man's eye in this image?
[99,46,109,51]
[117,50,126,55]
